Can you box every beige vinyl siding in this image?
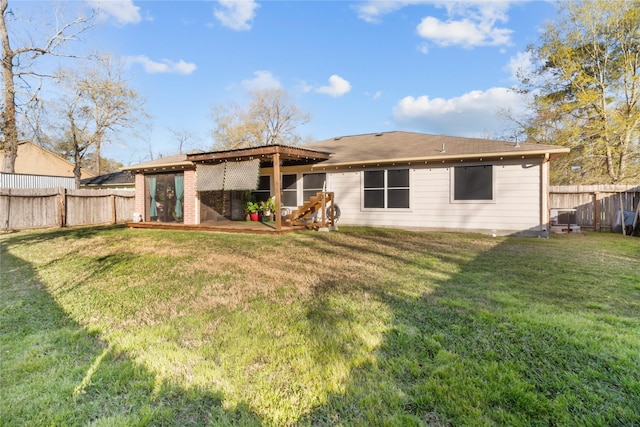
[322,160,543,234]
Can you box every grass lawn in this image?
[1,225,639,426]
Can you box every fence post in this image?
[3,188,11,231]
[58,187,67,228]
[593,192,601,232]
[619,193,626,235]
[110,194,117,224]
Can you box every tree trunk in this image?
[73,152,82,189]
[0,0,18,173]
[95,139,101,175]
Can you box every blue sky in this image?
[19,1,555,165]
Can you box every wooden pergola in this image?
[187,145,331,231]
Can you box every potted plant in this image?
[259,196,276,222]
[245,200,260,221]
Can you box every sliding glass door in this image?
[145,173,184,222]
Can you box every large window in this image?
[252,175,271,202]
[303,173,326,200]
[453,165,493,201]
[281,174,297,207]
[363,169,410,209]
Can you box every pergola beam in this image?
[186,144,331,164]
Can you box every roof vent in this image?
[334,136,342,140]
[439,143,446,153]
[375,132,383,136]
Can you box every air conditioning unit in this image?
[550,208,580,233]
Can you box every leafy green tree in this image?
[519,0,640,184]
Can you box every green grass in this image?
[1,225,639,426]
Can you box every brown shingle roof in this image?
[122,132,569,171]
[303,131,569,166]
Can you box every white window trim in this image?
[361,168,412,211]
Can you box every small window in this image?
[363,169,410,209]
[453,165,493,201]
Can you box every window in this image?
[363,169,410,209]
[303,173,326,201]
[252,175,271,202]
[281,174,297,206]
[453,165,493,201]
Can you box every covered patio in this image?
[187,144,331,232]
[126,144,332,234]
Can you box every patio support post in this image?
[273,152,282,231]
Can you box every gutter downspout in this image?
[541,153,550,237]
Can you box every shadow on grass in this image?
[0,241,262,426]
[2,226,639,426]
[298,229,640,426]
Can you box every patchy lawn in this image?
[1,226,639,426]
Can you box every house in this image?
[122,131,569,236]
[0,141,95,179]
[81,170,135,190]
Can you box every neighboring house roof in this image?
[303,131,569,168]
[81,170,135,187]
[0,141,96,178]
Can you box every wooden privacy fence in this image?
[549,185,640,231]
[1,188,135,231]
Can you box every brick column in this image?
[134,173,146,219]
[183,169,198,225]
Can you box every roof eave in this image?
[121,162,194,172]
[309,148,570,170]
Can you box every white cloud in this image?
[354,1,430,23]
[392,87,526,137]
[316,75,352,97]
[296,79,314,93]
[417,16,511,48]
[88,0,142,25]
[242,70,282,91]
[365,90,383,100]
[505,50,534,82]
[126,55,197,75]
[417,2,512,48]
[214,0,259,31]
[356,1,514,49]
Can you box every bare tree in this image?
[0,0,94,172]
[211,88,311,150]
[72,55,146,175]
[168,127,201,154]
[53,56,145,186]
